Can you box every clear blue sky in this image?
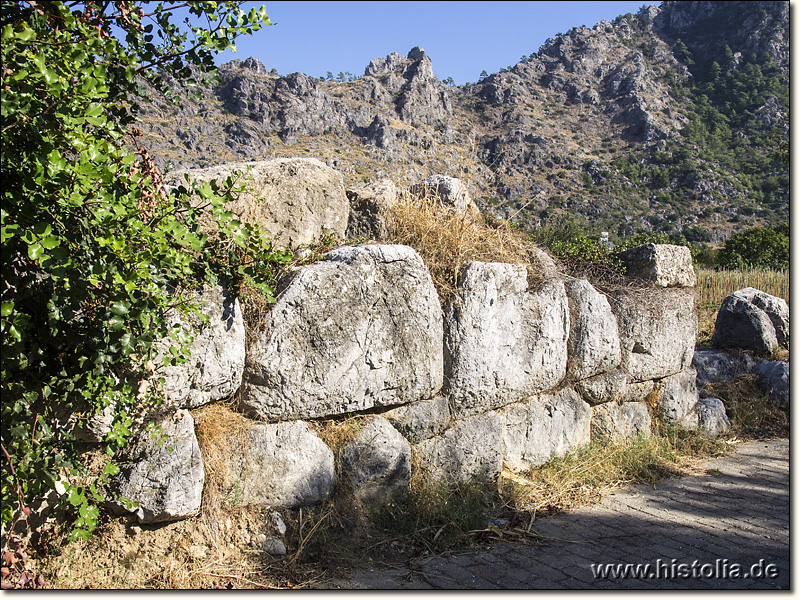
[207,1,658,84]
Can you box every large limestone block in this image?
[591,401,651,442]
[444,262,569,415]
[171,158,349,249]
[619,243,696,288]
[345,179,398,241]
[220,421,335,509]
[243,245,443,420]
[500,388,592,471]
[339,417,411,504]
[414,412,502,483]
[383,396,450,444]
[612,288,696,382]
[712,294,778,354]
[109,410,204,524]
[408,174,479,215]
[565,279,621,381]
[155,284,246,409]
[659,367,699,428]
[575,370,628,405]
[733,288,789,348]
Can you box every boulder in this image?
[565,279,621,381]
[408,174,479,215]
[109,410,204,524]
[619,243,696,288]
[574,370,628,405]
[696,397,731,438]
[414,412,503,483]
[339,417,411,504]
[750,360,789,409]
[692,349,756,388]
[500,388,592,470]
[242,245,443,420]
[155,283,246,410]
[712,293,779,354]
[658,367,699,428]
[731,288,789,348]
[625,379,655,403]
[169,158,349,249]
[383,396,450,444]
[345,179,397,241]
[219,420,335,509]
[444,263,569,415]
[612,288,696,382]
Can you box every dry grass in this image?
[387,191,553,307]
[703,374,789,439]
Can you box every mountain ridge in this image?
[137,0,788,244]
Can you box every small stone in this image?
[187,546,207,559]
[262,537,287,556]
[256,533,267,544]
[270,511,287,536]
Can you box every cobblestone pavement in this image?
[322,439,789,590]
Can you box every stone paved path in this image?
[321,439,789,590]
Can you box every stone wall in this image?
[104,160,734,524]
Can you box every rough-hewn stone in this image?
[612,288,696,382]
[696,397,731,438]
[692,348,756,388]
[155,283,246,410]
[220,420,335,509]
[109,410,204,524]
[658,367,699,428]
[383,396,450,444]
[565,279,621,381]
[242,245,443,420]
[444,262,569,415]
[619,243,696,287]
[575,370,628,405]
[590,401,651,441]
[345,179,397,241]
[339,417,411,504]
[500,388,592,470]
[727,288,789,349]
[414,412,503,483]
[408,174,479,215]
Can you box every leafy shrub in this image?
[718,224,789,270]
[1,1,280,540]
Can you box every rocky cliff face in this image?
[137,1,788,242]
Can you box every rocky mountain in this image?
[137,1,789,243]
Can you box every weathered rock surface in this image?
[565,279,621,381]
[575,370,628,405]
[731,288,789,348]
[169,158,349,249]
[109,410,204,524]
[500,388,592,470]
[243,245,443,420]
[155,284,246,410]
[220,420,335,508]
[751,360,789,409]
[612,288,696,382]
[339,417,411,504]
[692,348,755,388]
[408,174,479,215]
[591,401,652,442]
[414,412,503,483]
[383,396,450,444]
[444,262,569,415]
[712,292,780,354]
[345,179,397,240]
[696,397,731,438]
[619,243,696,288]
[658,367,699,428]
